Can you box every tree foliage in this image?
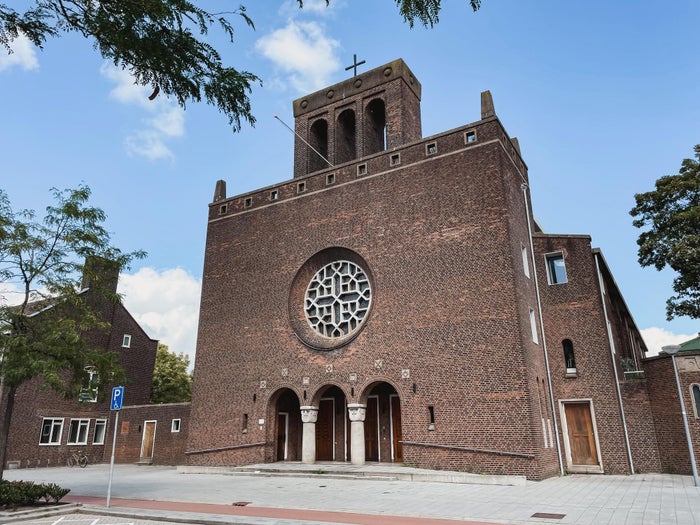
[630,145,700,320]
[151,343,192,404]
[1,1,481,131]
[0,185,144,478]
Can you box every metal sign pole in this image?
[106,386,124,508]
[106,410,119,508]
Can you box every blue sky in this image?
[1,0,698,363]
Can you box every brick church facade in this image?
[185,58,696,480]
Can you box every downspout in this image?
[594,253,635,474]
[521,183,564,476]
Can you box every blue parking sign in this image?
[111,386,124,411]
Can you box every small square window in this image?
[390,153,400,166]
[426,142,437,155]
[219,204,228,215]
[297,181,306,193]
[171,419,181,433]
[546,253,568,284]
[465,130,477,144]
[357,164,367,176]
[244,197,252,208]
[122,334,131,348]
[326,173,336,185]
[270,190,279,201]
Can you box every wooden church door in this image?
[564,402,598,466]
[316,399,334,461]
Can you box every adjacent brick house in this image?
[0,260,164,469]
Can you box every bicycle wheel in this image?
[78,455,88,468]
[66,455,75,467]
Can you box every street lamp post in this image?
[662,344,699,487]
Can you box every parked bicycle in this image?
[66,450,88,468]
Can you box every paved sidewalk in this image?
[3,463,700,524]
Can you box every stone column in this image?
[347,403,367,466]
[300,406,319,464]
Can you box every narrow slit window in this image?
[428,406,435,430]
[242,413,249,433]
[521,244,530,278]
[546,253,568,284]
[563,339,576,374]
[692,384,700,418]
[426,142,437,155]
[297,181,306,193]
[326,173,335,185]
[270,190,279,201]
[529,308,539,344]
[244,197,252,208]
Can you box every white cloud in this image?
[256,20,340,93]
[640,327,697,356]
[118,267,201,367]
[0,34,39,72]
[99,63,185,160]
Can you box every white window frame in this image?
[545,252,568,285]
[122,334,132,348]
[67,418,91,445]
[39,418,64,445]
[521,243,530,278]
[79,365,99,403]
[691,384,700,419]
[93,419,107,445]
[529,308,539,344]
[171,419,181,433]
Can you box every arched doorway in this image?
[315,385,348,461]
[362,382,402,463]
[272,388,302,462]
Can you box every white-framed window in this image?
[563,339,577,374]
[521,244,530,278]
[122,334,131,348]
[67,418,90,445]
[39,418,64,445]
[171,419,181,433]
[93,419,107,445]
[546,252,568,284]
[529,308,539,344]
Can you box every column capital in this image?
[300,406,319,423]
[347,403,367,422]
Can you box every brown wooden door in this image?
[140,421,156,462]
[390,395,403,462]
[565,403,598,465]
[277,413,288,461]
[316,399,334,461]
[364,397,379,461]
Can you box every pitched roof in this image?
[680,334,700,352]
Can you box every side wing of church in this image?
[187,59,674,480]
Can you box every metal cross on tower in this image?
[345,54,366,77]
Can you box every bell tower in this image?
[292,58,422,178]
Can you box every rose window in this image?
[305,260,371,338]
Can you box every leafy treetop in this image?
[630,145,700,320]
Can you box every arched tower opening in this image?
[364,98,386,156]
[336,109,356,165]
[308,118,329,174]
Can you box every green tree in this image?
[151,343,192,404]
[0,185,144,479]
[630,145,700,320]
[1,1,481,132]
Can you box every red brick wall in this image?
[191,109,559,479]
